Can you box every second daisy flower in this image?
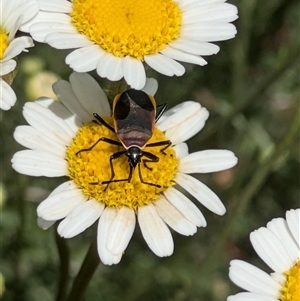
[12,72,238,265]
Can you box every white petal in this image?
[142,78,158,96]
[0,78,16,110]
[173,143,189,159]
[58,199,104,238]
[3,39,27,61]
[271,271,286,285]
[14,36,34,49]
[52,80,92,124]
[49,181,77,196]
[4,1,38,32]
[182,3,238,25]
[8,13,24,43]
[228,292,278,301]
[24,12,73,39]
[37,0,72,13]
[97,207,123,265]
[12,150,67,177]
[250,228,294,272]
[144,53,185,76]
[46,32,93,49]
[178,0,226,11]
[1,0,16,27]
[181,23,237,42]
[37,187,86,221]
[286,208,300,247]
[15,0,39,24]
[106,207,136,255]
[164,187,207,227]
[175,173,226,215]
[166,107,209,144]
[161,46,207,66]
[122,56,146,90]
[229,260,281,297]
[66,45,103,72]
[138,204,174,257]
[23,102,75,145]
[14,125,66,156]
[35,97,80,133]
[170,39,220,56]
[154,196,197,236]
[96,52,123,81]
[179,150,238,173]
[157,101,206,132]
[0,60,17,75]
[37,217,55,230]
[0,99,13,111]
[29,22,78,42]
[267,217,299,263]
[69,72,111,117]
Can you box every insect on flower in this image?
[76,89,172,190]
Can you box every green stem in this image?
[65,239,100,301]
[55,228,70,301]
[12,184,26,301]
[196,105,299,277]
[231,0,257,101]
[106,79,129,104]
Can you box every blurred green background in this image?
[1,0,299,300]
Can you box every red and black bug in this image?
[77,89,171,190]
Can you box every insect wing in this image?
[113,89,156,148]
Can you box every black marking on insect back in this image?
[113,89,155,119]
[114,89,156,148]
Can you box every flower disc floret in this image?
[66,118,178,210]
[0,29,8,59]
[281,261,300,301]
[71,0,182,59]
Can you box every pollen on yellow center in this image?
[71,0,182,59]
[0,29,9,60]
[280,260,300,301]
[66,118,179,211]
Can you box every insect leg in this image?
[138,162,161,188]
[101,150,132,191]
[89,150,126,186]
[93,113,115,133]
[141,151,159,170]
[145,140,172,155]
[155,103,168,122]
[76,137,122,155]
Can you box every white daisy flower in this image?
[0,0,39,111]
[228,209,300,301]
[12,72,238,265]
[21,0,238,89]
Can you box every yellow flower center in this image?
[71,0,182,59]
[280,260,300,301]
[66,118,178,210]
[0,29,8,60]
